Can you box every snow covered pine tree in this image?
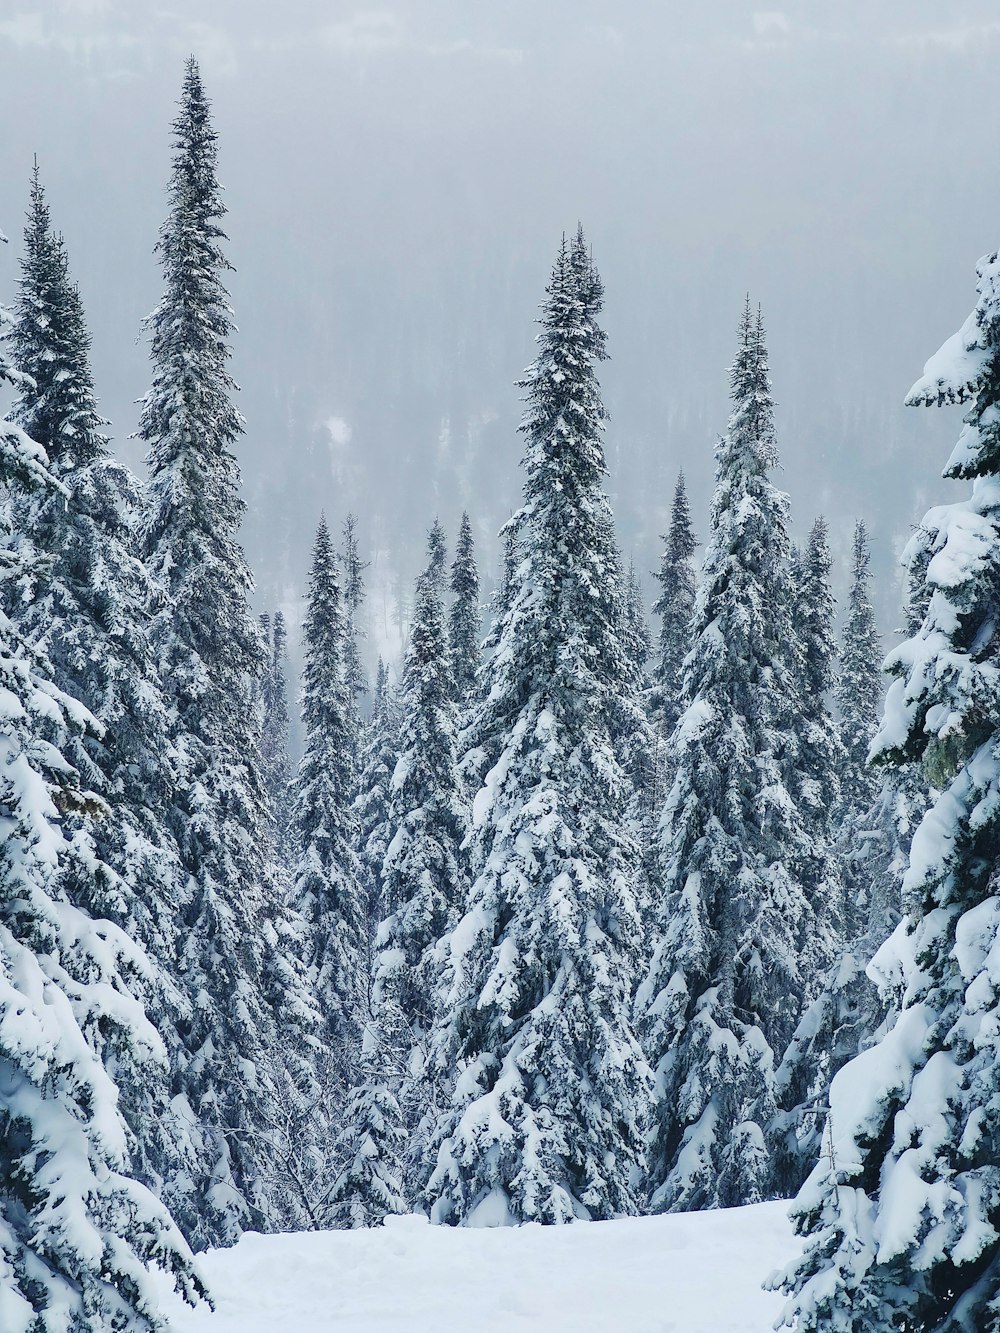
[137,57,315,1245]
[651,470,697,740]
[5,164,204,1212]
[785,517,846,988]
[836,520,884,828]
[637,300,813,1213]
[259,610,293,856]
[372,529,467,1143]
[448,511,481,704]
[340,512,369,759]
[424,230,651,1226]
[290,516,366,1068]
[353,657,399,993]
[0,230,205,1332]
[791,519,845,875]
[775,244,1000,1331]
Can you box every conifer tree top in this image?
[138,56,244,577]
[13,163,110,472]
[665,471,696,563]
[425,230,649,1227]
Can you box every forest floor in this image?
[157,1198,800,1332]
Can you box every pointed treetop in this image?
[341,512,369,615]
[725,296,778,474]
[13,160,109,470]
[426,518,447,588]
[666,470,696,564]
[372,655,389,717]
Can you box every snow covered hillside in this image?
[158,1203,799,1333]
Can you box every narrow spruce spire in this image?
[788,515,846,973]
[353,654,400,988]
[448,510,481,702]
[375,525,467,1127]
[424,230,650,1226]
[341,511,369,729]
[637,298,812,1212]
[835,519,883,823]
[652,470,697,733]
[260,608,293,854]
[137,57,314,1245]
[292,514,366,1058]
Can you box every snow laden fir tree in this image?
[259,609,293,857]
[0,234,204,1333]
[374,529,467,1144]
[835,520,884,830]
[290,515,365,1067]
[136,57,316,1245]
[788,515,845,975]
[637,301,815,1213]
[651,469,697,742]
[424,230,651,1226]
[776,244,1000,1331]
[5,163,198,1211]
[448,511,481,705]
[353,656,399,985]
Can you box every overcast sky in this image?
[3,1,1000,671]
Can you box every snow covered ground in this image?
[158,1201,800,1333]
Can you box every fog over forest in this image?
[3,0,999,691]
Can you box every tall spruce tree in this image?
[793,518,844,835]
[0,237,205,1333]
[621,558,659,869]
[427,517,448,588]
[789,516,845,976]
[137,57,310,1245]
[776,245,1000,1333]
[291,516,365,1061]
[375,530,467,1131]
[835,519,883,824]
[458,517,520,800]
[423,232,651,1226]
[448,510,481,702]
[636,300,812,1213]
[6,165,207,1212]
[260,609,293,855]
[651,470,697,736]
[353,656,399,994]
[340,512,369,734]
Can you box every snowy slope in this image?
[158,1202,799,1333]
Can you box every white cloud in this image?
[891,20,1000,53]
[321,11,403,55]
[319,11,521,62]
[0,13,50,48]
[752,12,790,38]
[0,7,143,66]
[326,415,352,448]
